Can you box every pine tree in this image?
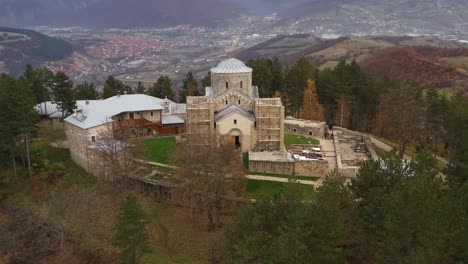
[135,81,146,94]
[179,72,200,103]
[112,194,149,264]
[51,72,76,118]
[284,58,314,117]
[103,76,132,98]
[201,71,211,88]
[74,81,97,100]
[299,79,324,121]
[150,76,175,100]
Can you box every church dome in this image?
[211,58,253,74]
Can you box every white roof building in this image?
[64,94,186,130]
[35,100,100,119]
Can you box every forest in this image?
[0,60,467,263]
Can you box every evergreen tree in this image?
[284,58,314,117]
[149,76,175,100]
[74,81,97,100]
[24,65,54,105]
[201,71,211,88]
[445,92,468,188]
[179,72,200,103]
[103,76,132,98]
[135,81,146,94]
[51,72,76,118]
[112,194,149,264]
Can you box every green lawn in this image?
[143,137,177,164]
[284,133,320,146]
[247,180,314,200]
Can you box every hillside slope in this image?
[277,0,468,38]
[0,27,73,76]
[236,34,468,93]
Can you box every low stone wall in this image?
[249,160,295,175]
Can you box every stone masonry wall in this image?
[294,161,329,177]
[249,160,295,175]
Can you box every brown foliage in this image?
[300,79,325,121]
[172,136,247,230]
[372,83,425,157]
[361,47,462,88]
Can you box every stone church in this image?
[186,58,285,152]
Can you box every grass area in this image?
[249,172,320,182]
[284,133,320,146]
[247,180,314,200]
[143,137,177,164]
[242,152,249,169]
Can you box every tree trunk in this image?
[11,149,17,182]
[25,134,33,180]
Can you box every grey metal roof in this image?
[35,100,100,119]
[215,105,256,122]
[162,115,185,125]
[211,58,252,74]
[65,94,174,130]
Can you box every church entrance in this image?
[231,136,241,149]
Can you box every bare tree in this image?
[373,82,425,157]
[89,123,140,185]
[172,135,247,230]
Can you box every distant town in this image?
[32,13,468,88]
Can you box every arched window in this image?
[240,81,243,88]
[225,100,228,105]
[238,100,241,105]
[226,82,229,89]
[234,119,237,125]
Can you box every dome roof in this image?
[211,58,252,74]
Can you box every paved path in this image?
[246,175,317,186]
[318,138,337,171]
[369,136,449,165]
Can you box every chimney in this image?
[117,91,121,97]
[85,100,89,105]
[124,91,128,95]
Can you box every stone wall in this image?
[284,117,326,138]
[249,159,330,177]
[294,161,329,177]
[65,122,91,171]
[249,160,295,175]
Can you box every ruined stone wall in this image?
[294,161,329,177]
[284,118,326,138]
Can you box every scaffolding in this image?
[254,98,284,151]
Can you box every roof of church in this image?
[211,58,253,74]
[215,105,256,122]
